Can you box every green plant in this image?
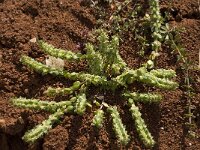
[149,0,163,65]
[94,0,164,67]
[161,24,198,138]
[108,106,130,145]
[129,100,155,147]
[11,29,178,148]
[92,0,199,143]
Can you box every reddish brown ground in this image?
[0,0,200,150]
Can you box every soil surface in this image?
[0,0,200,150]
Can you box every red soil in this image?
[0,0,199,150]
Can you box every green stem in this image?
[129,100,155,147]
[123,92,162,103]
[38,40,86,61]
[44,81,81,96]
[108,106,130,145]
[11,97,74,113]
[20,55,107,85]
[23,106,73,143]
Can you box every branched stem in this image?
[23,106,73,143]
[20,55,107,85]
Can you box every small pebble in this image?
[46,56,64,70]
[24,89,29,94]
[30,37,37,43]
